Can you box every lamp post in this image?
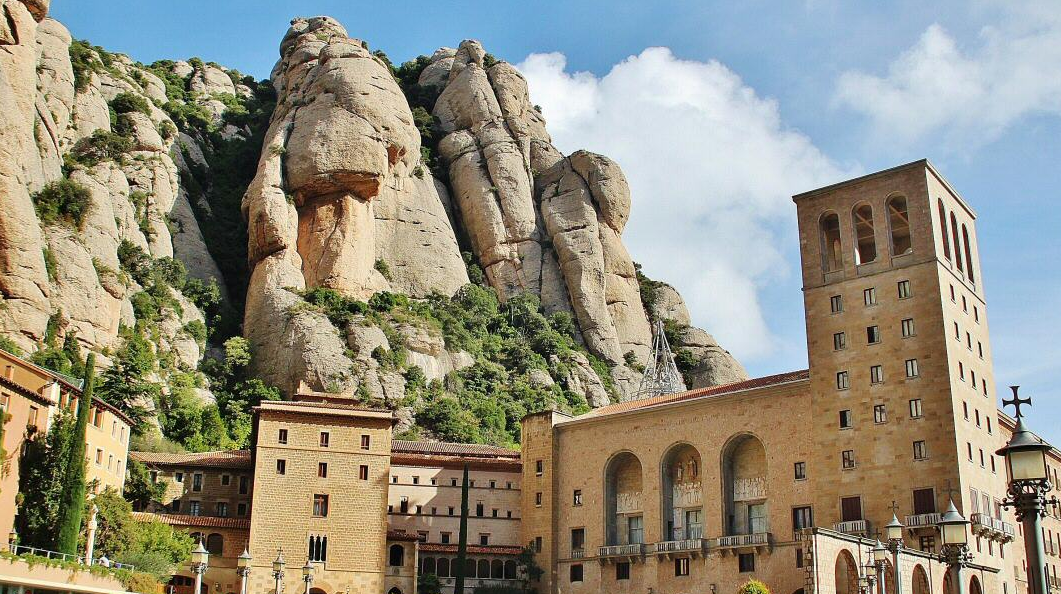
[272,548,285,594]
[190,540,210,594]
[996,388,1060,594]
[859,555,878,594]
[85,504,99,565]
[938,499,972,594]
[872,539,888,594]
[301,561,314,594]
[884,512,905,594]
[237,548,252,594]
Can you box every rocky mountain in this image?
[0,3,745,448]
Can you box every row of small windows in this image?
[390,497,515,520]
[275,458,370,481]
[838,441,928,470]
[819,196,912,272]
[177,500,248,517]
[966,441,999,473]
[829,281,910,314]
[833,319,916,351]
[835,359,919,389]
[390,475,516,490]
[276,428,371,449]
[419,557,517,580]
[170,471,251,495]
[937,199,976,284]
[568,553,758,583]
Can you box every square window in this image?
[901,318,915,337]
[571,528,585,550]
[318,462,327,478]
[842,450,855,469]
[570,564,583,583]
[914,441,928,460]
[616,562,631,580]
[739,553,755,573]
[573,489,583,506]
[313,494,329,517]
[870,365,884,384]
[833,332,846,351]
[897,280,911,299]
[863,287,877,306]
[237,503,247,517]
[175,472,183,483]
[276,459,286,475]
[449,507,455,516]
[361,434,371,450]
[490,480,496,489]
[535,460,544,475]
[359,465,369,480]
[319,432,330,448]
[441,532,451,544]
[278,428,287,444]
[221,474,231,486]
[866,325,881,344]
[217,502,228,517]
[413,476,420,485]
[830,295,843,313]
[839,410,852,429]
[874,404,887,424]
[920,535,936,553]
[836,371,849,390]
[792,506,813,531]
[674,557,690,576]
[794,462,806,481]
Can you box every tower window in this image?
[570,564,583,582]
[794,462,806,480]
[833,332,846,350]
[897,280,911,299]
[839,410,853,429]
[873,404,887,424]
[836,371,849,390]
[870,365,884,384]
[863,287,877,306]
[853,204,877,265]
[888,196,912,255]
[830,295,843,313]
[675,557,690,576]
[820,212,843,272]
[951,212,963,272]
[276,459,286,475]
[938,199,951,260]
[842,450,856,469]
[573,490,582,506]
[905,359,919,378]
[866,326,881,344]
[909,399,923,418]
[962,224,975,283]
[901,318,915,337]
[914,441,928,460]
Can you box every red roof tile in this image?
[132,512,249,529]
[578,369,810,420]
[391,440,519,459]
[130,450,252,469]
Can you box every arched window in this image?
[477,559,489,578]
[421,557,436,576]
[969,575,983,594]
[389,544,405,567]
[464,558,475,578]
[722,434,768,536]
[206,533,224,556]
[912,565,930,594]
[661,443,703,540]
[504,560,517,579]
[491,559,504,579]
[961,224,975,283]
[820,213,843,272]
[604,452,644,546]
[853,204,876,265]
[388,589,403,594]
[937,199,951,259]
[887,196,911,255]
[436,558,450,578]
[950,213,963,272]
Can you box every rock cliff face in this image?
[0,6,745,446]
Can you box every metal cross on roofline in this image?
[890,500,900,516]
[1002,385,1031,420]
[941,480,960,502]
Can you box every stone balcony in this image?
[714,532,772,555]
[598,543,647,563]
[654,538,710,559]
[834,519,871,536]
[904,513,941,529]
[571,548,585,559]
[971,513,1016,543]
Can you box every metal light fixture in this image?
[938,499,970,547]
[272,547,285,594]
[237,548,252,594]
[872,539,888,563]
[884,513,904,543]
[238,549,252,569]
[302,561,314,594]
[190,540,209,594]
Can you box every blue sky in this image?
[52,1,1061,441]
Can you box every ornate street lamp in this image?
[858,557,877,594]
[190,540,210,594]
[272,548,285,594]
[237,548,252,594]
[883,512,905,594]
[301,561,314,594]
[938,499,972,594]
[872,539,888,594]
[996,388,1060,594]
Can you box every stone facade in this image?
[0,348,131,541]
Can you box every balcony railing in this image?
[971,513,1016,542]
[715,532,771,548]
[904,513,941,528]
[654,539,708,555]
[599,543,646,558]
[834,520,870,535]
[7,543,136,570]
[571,548,585,559]
[1048,575,1061,590]
[1046,539,1058,556]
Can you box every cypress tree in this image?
[454,463,469,594]
[55,353,94,556]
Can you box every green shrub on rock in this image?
[32,178,91,228]
[69,129,132,166]
[109,92,152,116]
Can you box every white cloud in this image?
[517,49,854,361]
[834,2,1061,149]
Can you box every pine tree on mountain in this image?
[55,353,94,556]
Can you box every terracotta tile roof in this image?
[130,449,252,469]
[417,543,523,556]
[392,440,520,459]
[577,369,810,420]
[387,530,421,542]
[131,511,250,529]
[264,399,392,414]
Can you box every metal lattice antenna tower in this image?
[635,318,687,399]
